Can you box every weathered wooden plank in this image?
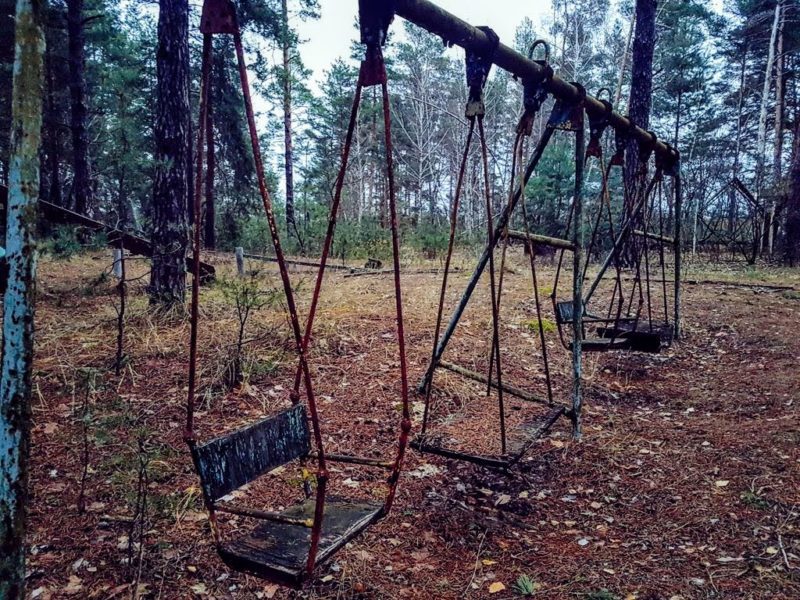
[506,229,575,250]
[218,498,382,586]
[632,229,675,245]
[194,404,310,502]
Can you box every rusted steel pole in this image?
[571,118,585,440]
[393,0,679,165]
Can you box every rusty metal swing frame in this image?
[382,0,682,444]
[184,0,411,587]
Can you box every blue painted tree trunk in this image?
[0,0,44,596]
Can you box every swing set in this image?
[180,0,683,586]
[183,0,408,586]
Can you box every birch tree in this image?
[0,0,44,595]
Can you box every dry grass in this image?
[22,249,800,599]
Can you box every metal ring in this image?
[528,39,550,63]
[595,87,612,102]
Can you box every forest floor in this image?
[23,249,800,599]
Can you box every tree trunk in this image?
[0,0,44,596]
[756,0,780,195]
[772,3,784,184]
[729,45,747,236]
[204,87,215,249]
[282,0,297,247]
[785,120,800,265]
[623,0,657,263]
[45,45,61,207]
[614,10,636,108]
[148,0,190,307]
[66,0,90,215]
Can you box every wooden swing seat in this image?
[193,404,382,586]
[554,301,664,353]
[411,405,565,469]
[219,498,382,586]
[596,324,671,353]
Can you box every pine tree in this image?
[148,0,190,306]
[67,0,91,214]
[624,0,657,219]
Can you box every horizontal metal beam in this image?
[393,0,679,165]
[506,229,575,251]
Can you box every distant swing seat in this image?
[193,404,383,587]
[554,301,663,353]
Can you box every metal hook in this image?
[528,39,550,63]
[595,87,612,103]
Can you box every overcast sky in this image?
[296,0,553,89]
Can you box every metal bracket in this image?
[465,26,499,118]
[548,82,585,131]
[200,0,238,35]
[358,0,394,87]
[518,40,552,136]
[610,126,626,167]
[657,143,680,177]
[586,89,612,159]
[639,129,658,164]
[359,0,395,48]
[359,45,387,87]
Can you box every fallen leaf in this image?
[64,576,83,595]
[488,582,506,594]
[481,559,497,566]
[191,582,208,595]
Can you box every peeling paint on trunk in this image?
[0,0,44,597]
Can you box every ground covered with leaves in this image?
[23,250,800,599]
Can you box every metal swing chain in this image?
[420,119,475,436]
[581,100,629,343]
[484,128,520,397]
[653,157,670,326]
[477,114,507,454]
[515,131,555,407]
[485,40,552,403]
[465,26,507,454]
[380,70,412,512]
[420,26,505,451]
[185,32,215,538]
[185,34,212,449]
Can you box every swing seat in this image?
[411,405,565,469]
[219,498,382,586]
[580,337,636,352]
[596,324,670,353]
[193,404,382,586]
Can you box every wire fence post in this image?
[235,246,244,277]
[113,248,123,278]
